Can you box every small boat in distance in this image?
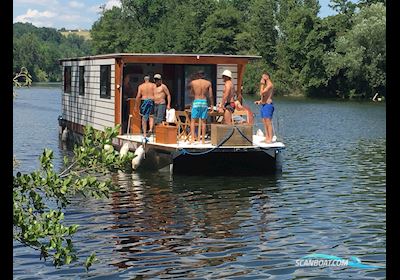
[58,53,285,175]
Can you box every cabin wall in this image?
[216,64,238,104]
[61,58,116,132]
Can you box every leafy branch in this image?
[13,124,134,269]
[13,67,32,98]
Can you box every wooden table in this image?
[184,109,224,139]
[185,109,224,124]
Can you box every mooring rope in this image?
[178,126,236,156]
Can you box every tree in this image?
[324,3,386,98]
[357,0,386,7]
[329,0,357,15]
[242,60,273,95]
[13,23,92,82]
[169,6,200,53]
[91,7,134,54]
[244,0,279,62]
[156,1,217,53]
[13,33,45,82]
[120,0,174,29]
[274,4,319,94]
[198,6,242,54]
[299,13,350,97]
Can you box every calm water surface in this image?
[13,85,386,279]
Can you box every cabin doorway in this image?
[121,63,216,134]
[121,63,162,134]
[182,65,216,109]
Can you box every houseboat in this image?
[58,53,285,175]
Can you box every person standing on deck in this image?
[218,69,236,125]
[189,71,214,144]
[153,74,172,125]
[255,72,275,143]
[136,75,156,138]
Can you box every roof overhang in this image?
[59,53,262,65]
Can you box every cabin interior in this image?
[121,63,217,134]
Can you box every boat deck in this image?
[117,134,285,151]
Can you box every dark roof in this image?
[59,53,262,63]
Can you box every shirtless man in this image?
[218,69,236,125]
[189,71,214,144]
[255,72,274,143]
[135,75,156,137]
[153,74,171,125]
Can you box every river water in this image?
[13,85,386,279]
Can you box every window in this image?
[79,66,85,96]
[64,66,71,93]
[100,65,111,99]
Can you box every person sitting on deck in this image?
[232,100,254,125]
[188,71,214,144]
[218,69,236,125]
[135,75,156,138]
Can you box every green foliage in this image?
[13,23,92,82]
[91,7,134,54]
[199,6,242,54]
[243,60,273,95]
[84,253,98,271]
[329,0,357,15]
[324,3,386,98]
[13,67,32,98]
[166,6,200,52]
[13,0,386,98]
[274,4,319,95]
[13,67,32,88]
[13,124,134,268]
[246,0,278,61]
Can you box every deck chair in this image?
[175,110,191,141]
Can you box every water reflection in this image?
[106,172,281,276]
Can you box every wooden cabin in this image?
[59,53,285,175]
[59,53,261,135]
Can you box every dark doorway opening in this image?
[121,63,217,133]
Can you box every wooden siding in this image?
[216,64,238,104]
[61,59,115,132]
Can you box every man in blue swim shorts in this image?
[255,71,275,143]
[136,75,156,137]
[189,71,214,144]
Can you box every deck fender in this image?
[132,145,145,170]
[119,142,130,158]
[61,127,69,142]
